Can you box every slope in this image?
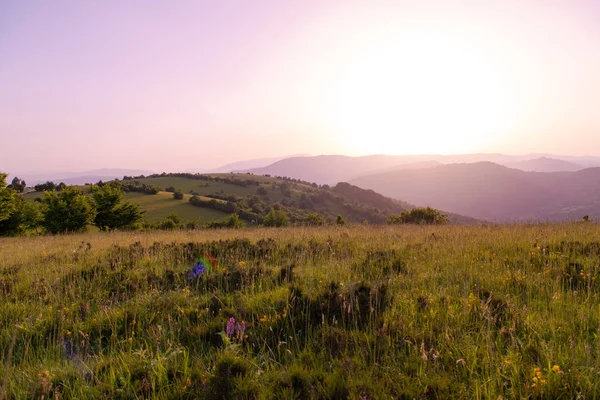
[350,162,600,222]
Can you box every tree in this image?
[336,214,346,226]
[173,190,184,200]
[306,212,325,226]
[387,207,448,225]
[263,208,289,227]
[226,213,244,228]
[42,187,96,234]
[91,184,144,231]
[21,201,44,234]
[160,212,182,230]
[34,181,56,192]
[8,177,26,193]
[0,173,23,236]
[0,172,19,224]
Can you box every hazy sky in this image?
[2,0,600,174]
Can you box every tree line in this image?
[0,173,144,236]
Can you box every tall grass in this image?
[1,223,599,398]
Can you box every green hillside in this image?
[120,173,477,225]
[122,192,228,223]
[21,173,477,227]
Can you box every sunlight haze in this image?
[2,0,599,174]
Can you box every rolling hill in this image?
[242,154,600,185]
[350,162,600,222]
[111,173,477,225]
[503,157,583,172]
[242,155,445,184]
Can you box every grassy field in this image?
[122,192,228,224]
[23,189,231,225]
[2,223,600,398]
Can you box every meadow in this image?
[1,223,600,399]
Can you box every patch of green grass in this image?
[123,192,229,223]
[4,224,600,398]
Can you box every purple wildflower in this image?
[226,317,236,337]
[236,322,246,341]
[189,261,207,279]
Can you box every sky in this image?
[1,0,600,174]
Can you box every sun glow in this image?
[324,29,524,155]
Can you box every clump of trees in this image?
[8,177,26,192]
[42,187,97,234]
[387,207,448,225]
[34,181,66,192]
[0,172,145,236]
[263,208,289,227]
[121,182,161,194]
[91,184,144,231]
[173,190,184,200]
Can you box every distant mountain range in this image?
[186,154,311,174]
[503,157,583,172]
[241,154,600,184]
[350,162,600,222]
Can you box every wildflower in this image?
[226,317,236,337]
[504,359,512,365]
[189,260,209,278]
[552,365,561,373]
[239,261,246,267]
[235,321,246,341]
[260,315,268,323]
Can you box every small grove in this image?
[1,224,600,398]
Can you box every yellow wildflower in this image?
[552,365,560,373]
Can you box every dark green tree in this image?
[336,214,346,226]
[0,172,18,223]
[160,212,182,230]
[34,181,56,192]
[91,184,144,231]
[8,176,26,192]
[42,187,96,234]
[226,213,244,228]
[173,190,184,200]
[21,201,44,234]
[387,207,448,225]
[263,208,289,227]
[306,212,325,226]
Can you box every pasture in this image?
[1,223,599,398]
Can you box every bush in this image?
[173,190,184,200]
[263,208,289,227]
[387,207,448,225]
[42,187,96,233]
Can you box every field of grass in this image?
[2,223,600,398]
[129,177,261,198]
[23,189,231,225]
[122,192,229,224]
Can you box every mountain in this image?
[350,162,600,222]
[503,157,583,172]
[243,155,442,184]
[243,154,600,185]
[185,155,311,174]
